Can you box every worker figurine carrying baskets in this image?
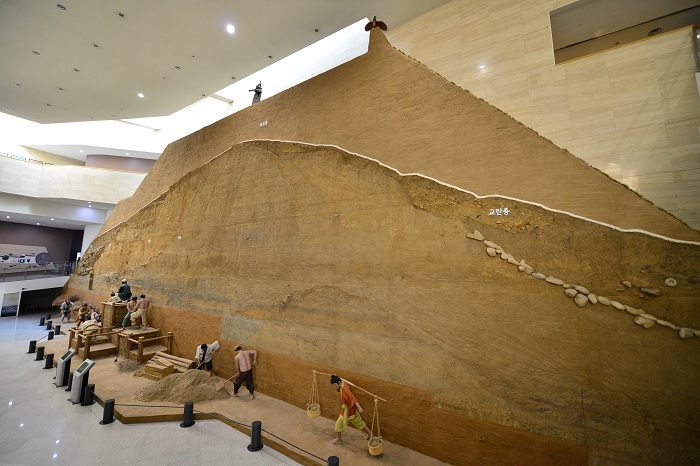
[330,374,372,444]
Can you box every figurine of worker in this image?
[249,82,262,104]
[330,374,372,444]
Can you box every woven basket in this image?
[307,403,321,418]
[368,437,383,456]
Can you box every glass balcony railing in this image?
[0,261,77,282]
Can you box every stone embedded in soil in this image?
[621,280,632,288]
[467,230,484,241]
[641,288,661,297]
[656,320,680,331]
[501,253,513,261]
[634,316,656,328]
[565,288,578,298]
[483,240,500,250]
[486,247,497,257]
[611,301,625,310]
[546,276,564,286]
[573,285,590,295]
[532,273,546,280]
[625,305,643,316]
[597,296,611,305]
[588,294,598,304]
[574,294,588,308]
[664,277,677,287]
[679,328,695,339]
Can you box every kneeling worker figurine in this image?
[330,374,372,444]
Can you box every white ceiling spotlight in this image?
[137,93,145,98]
[226,24,235,34]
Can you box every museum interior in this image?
[1,1,699,465]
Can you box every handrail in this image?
[120,331,173,364]
[0,260,77,282]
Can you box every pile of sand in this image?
[114,358,140,372]
[136,369,229,403]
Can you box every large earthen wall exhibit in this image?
[66,30,700,465]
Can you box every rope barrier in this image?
[106,401,327,464]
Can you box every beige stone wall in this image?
[0,156,145,204]
[387,0,700,230]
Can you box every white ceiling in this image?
[0,0,449,124]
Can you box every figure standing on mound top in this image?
[330,374,372,444]
[232,345,257,399]
[249,82,262,104]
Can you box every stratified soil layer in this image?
[68,140,700,465]
[100,29,699,243]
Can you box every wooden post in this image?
[167,332,173,353]
[137,336,144,364]
[84,335,91,359]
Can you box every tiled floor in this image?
[0,311,302,466]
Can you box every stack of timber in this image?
[142,351,197,380]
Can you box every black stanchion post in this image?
[46,321,53,330]
[247,420,263,452]
[100,399,115,425]
[27,340,37,353]
[328,456,340,466]
[48,330,54,341]
[65,372,73,392]
[82,384,95,406]
[46,313,52,321]
[180,401,195,428]
[43,353,54,369]
[35,346,45,361]
[54,324,61,336]
[39,317,45,326]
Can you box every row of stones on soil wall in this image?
[466,230,699,340]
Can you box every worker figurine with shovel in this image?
[195,341,220,375]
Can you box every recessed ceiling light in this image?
[2,107,8,111]
[15,83,22,87]
[137,92,144,98]
[57,4,66,11]
[51,218,55,221]
[314,28,319,32]
[36,223,40,225]
[58,87,64,91]
[175,66,181,70]
[118,12,125,18]
[74,68,80,72]
[226,24,235,34]
[268,55,272,59]
[32,50,40,55]
[93,44,99,48]
[79,150,83,152]
[125,152,129,155]
[6,216,10,219]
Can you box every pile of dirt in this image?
[136,369,229,403]
[114,358,140,372]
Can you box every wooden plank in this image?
[154,351,195,365]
